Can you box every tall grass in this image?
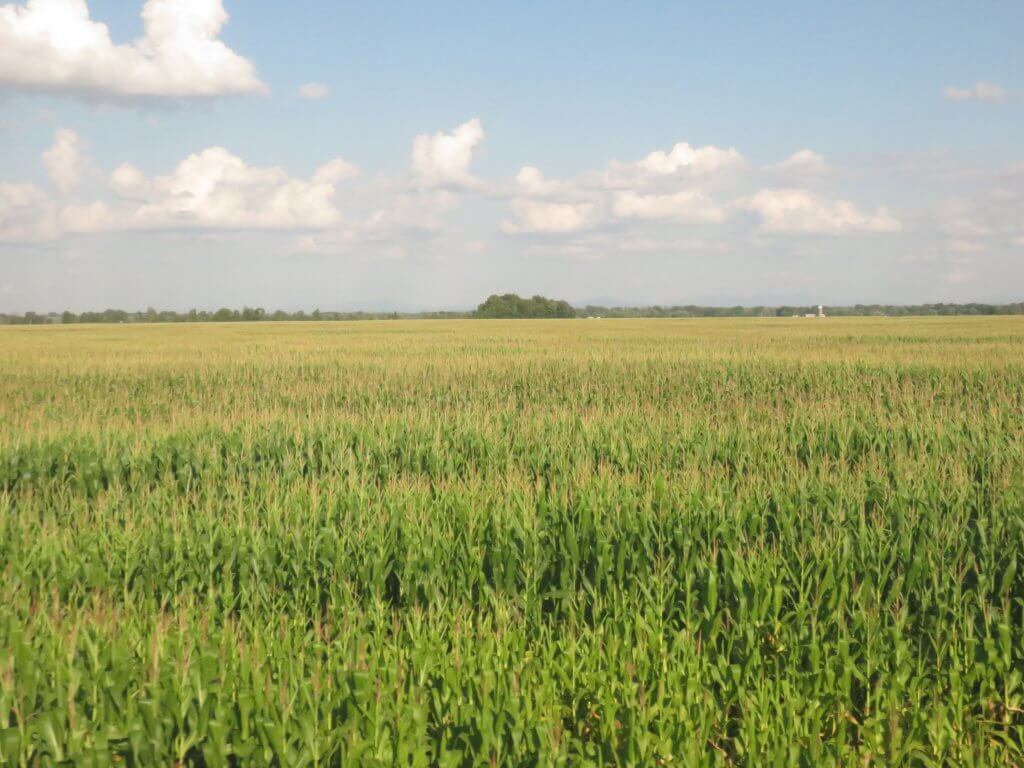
[1,318,1022,765]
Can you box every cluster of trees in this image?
[3,300,1023,326]
[475,294,576,319]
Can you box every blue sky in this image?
[1,0,1022,311]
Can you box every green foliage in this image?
[0,318,1022,765]
[476,293,576,319]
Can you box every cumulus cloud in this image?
[515,166,548,193]
[4,125,916,260]
[502,165,606,234]
[503,199,594,234]
[58,200,115,234]
[0,0,264,99]
[503,141,746,233]
[293,189,459,255]
[106,148,345,229]
[411,118,484,186]
[0,182,55,240]
[512,166,567,196]
[635,142,744,176]
[43,128,88,194]
[109,162,147,197]
[743,189,901,234]
[499,141,907,240]
[943,82,1006,103]
[363,189,459,235]
[0,183,110,240]
[0,182,44,210]
[612,190,724,222]
[502,165,593,202]
[298,82,328,100]
[0,146,356,241]
[773,149,829,175]
[312,158,359,185]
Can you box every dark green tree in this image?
[476,294,576,319]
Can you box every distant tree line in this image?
[2,300,1022,325]
[0,307,473,325]
[577,302,1024,318]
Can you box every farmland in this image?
[1,317,1023,765]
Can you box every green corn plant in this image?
[0,317,1021,765]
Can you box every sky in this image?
[1,0,1022,312]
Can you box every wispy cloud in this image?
[943,82,1007,103]
[298,82,329,100]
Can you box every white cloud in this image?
[0,0,264,99]
[298,82,328,100]
[943,82,1006,103]
[312,158,359,185]
[0,182,44,210]
[743,189,901,234]
[0,182,55,240]
[636,142,744,176]
[501,143,906,239]
[0,182,109,240]
[773,149,829,175]
[0,146,348,241]
[59,200,114,233]
[515,166,548,193]
[109,148,343,229]
[110,162,147,197]
[411,118,484,186]
[3,126,917,262]
[513,166,568,196]
[292,189,458,255]
[503,199,594,234]
[363,189,458,234]
[612,190,724,222]
[505,141,748,232]
[42,128,87,195]
[505,165,590,200]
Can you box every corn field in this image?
[1,317,1022,766]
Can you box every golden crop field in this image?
[1,317,1023,765]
